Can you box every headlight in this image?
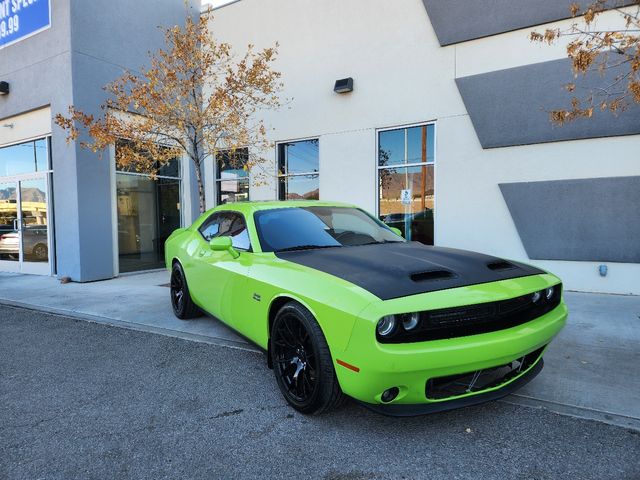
[531,291,542,303]
[377,315,397,336]
[402,312,420,331]
[545,286,554,300]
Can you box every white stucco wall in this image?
[209,0,640,295]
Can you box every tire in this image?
[33,243,48,260]
[170,262,201,319]
[270,301,345,415]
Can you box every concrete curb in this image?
[503,394,640,432]
[2,299,638,432]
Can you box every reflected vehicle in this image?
[0,225,48,260]
[383,209,434,245]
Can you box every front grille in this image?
[425,345,546,400]
[378,283,562,343]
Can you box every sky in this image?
[201,0,233,7]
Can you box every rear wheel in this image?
[271,301,344,414]
[170,262,201,319]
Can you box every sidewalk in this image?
[0,271,255,352]
[1,271,638,429]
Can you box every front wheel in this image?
[170,262,201,319]
[271,302,345,415]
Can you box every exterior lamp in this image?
[333,77,353,94]
[0,82,9,95]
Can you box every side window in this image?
[198,211,251,251]
[226,213,251,251]
[216,214,235,237]
[199,213,222,241]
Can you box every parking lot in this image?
[1,306,638,480]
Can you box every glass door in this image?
[0,180,20,273]
[0,174,51,275]
[19,176,50,274]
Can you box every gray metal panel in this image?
[0,0,199,281]
[456,58,640,148]
[422,0,635,46]
[69,0,199,281]
[500,177,640,263]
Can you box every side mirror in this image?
[389,227,403,237]
[209,236,239,258]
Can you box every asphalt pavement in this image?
[1,305,639,480]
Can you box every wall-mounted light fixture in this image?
[0,81,9,95]
[333,77,353,94]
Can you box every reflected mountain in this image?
[20,188,46,203]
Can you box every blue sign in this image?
[0,0,50,49]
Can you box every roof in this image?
[247,200,354,210]
[200,200,356,216]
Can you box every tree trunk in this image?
[193,159,206,214]
[190,130,206,214]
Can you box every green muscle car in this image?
[165,201,567,415]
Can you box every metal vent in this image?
[410,270,455,282]
[487,260,517,271]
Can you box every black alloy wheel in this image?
[170,262,201,319]
[271,301,344,414]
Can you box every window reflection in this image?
[216,148,250,204]
[115,142,181,273]
[0,179,49,262]
[378,124,435,245]
[0,183,18,261]
[378,128,404,167]
[278,174,319,200]
[20,179,48,262]
[0,139,49,176]
[278,139,319,200]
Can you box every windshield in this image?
[254,206,404,253]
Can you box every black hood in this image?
[276,241,544,300]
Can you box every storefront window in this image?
[378,124,435,245]
[115,142,181,273]
[0,139,49,177]
[216,148,250,204]
[0,138,53,274]
[277,139,319,200]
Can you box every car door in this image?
[189,211,251,322]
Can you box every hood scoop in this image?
[410,270,456,282]
[487,260,518,271]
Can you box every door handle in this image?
[13,219,20,231]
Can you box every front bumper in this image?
[358,358,543,416]
[332,275,567,412]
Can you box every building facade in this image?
[0,0,201,281]
[1,0,639,296]
[207,0,640,295]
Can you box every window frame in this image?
[215,147,250,205]
[276,137,320,201]
[197,210,252,252]
[375,121,437,243]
